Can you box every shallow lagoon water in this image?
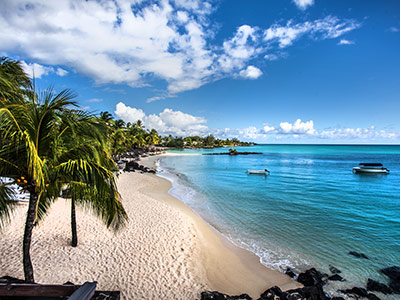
[159,145,400,298]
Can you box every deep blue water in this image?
[158,145,400,299]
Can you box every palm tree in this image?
[0,88,127,282]
[99,111,113,124]
[55,115,127,247]
[0,57,32,103]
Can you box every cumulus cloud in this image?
[293,0,315,10]
[113,105,399,142]
[21,61,68,78]
[239,66,263,79]
[114,102,146,123]
[279,119,316,135]
[114,102,208,136]
[0,1,361,98]
[213,120,399,142]
[319,126,398,140]
[20,61,53,78]
[338,39,354,45]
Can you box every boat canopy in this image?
[359,163,383,167]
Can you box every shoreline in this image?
[0,154,299,299]
[140,155,301,297]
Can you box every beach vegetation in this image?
[0,57,127,282]
[160,135,253,149]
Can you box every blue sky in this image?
[1,0,399,143]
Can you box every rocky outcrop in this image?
[329,266,341,274]
[297,268,327,286]
[124,161,156,174]
[201,291,252,300]
[367,278,393,294]
[348,251,369,259]
[284,267,296,278]
[381,266,400,293]
[328,274,345,282]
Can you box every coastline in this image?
[141,154,301,297]
[0,154,299,299]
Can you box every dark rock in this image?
[389,281,400,293]
[285,267,296,278]
[328,274,345,282]
[231,295,252,300]
[286,285,329,300]
[329,265,341,274]
[286,292,303,300]
[201,291,252,300]
[340,287,368,297]
[331,297,345,300]
[258,286,284,300]
[381,266,400,282]
[348,251,369,259]
[297,268,326,286]
[366,279,392,294]
[367,293,381,300]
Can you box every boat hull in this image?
[353,167,389,174]
[247,170,269,175]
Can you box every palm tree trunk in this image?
[71,198,77,247]
[23,191,38,283]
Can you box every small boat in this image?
[353,163,390,174]
[247,169,270,175]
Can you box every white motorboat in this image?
[353,163,389,174]
[247,169,270,175]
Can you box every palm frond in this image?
[0,184,16,229]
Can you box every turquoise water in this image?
[158,145,400,299]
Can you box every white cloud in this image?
[113,105,399,142]
[278,119,316,135]
[264,16,360,48]
[88,98,103,103]
[293,0,314,10]
[338,39,354,45]
[114,102,208,136]
[389,27,399,33]
[56,67,68,76]
[20,61,53,78]
[21,61,68,78]
[0,1,361,98]
[319,126,398,140]
[114,102,146,123]
[239,65,263,79]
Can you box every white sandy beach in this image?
[0,161,299,299]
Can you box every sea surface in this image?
[157,145,400,299]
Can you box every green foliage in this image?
[160,135,252,149]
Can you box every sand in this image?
[0,159,300,299]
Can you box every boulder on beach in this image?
[284,267,296,278]
[297,268,327,286]
[367,278,393,294]
[201,291,252,300]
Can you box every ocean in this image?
[157,145,400,299]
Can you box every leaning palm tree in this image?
[0,88,127,282]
